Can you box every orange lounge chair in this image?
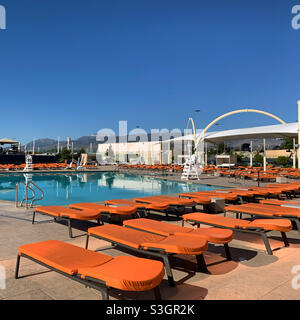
[215,189,256,198]
[266,184,300,192]
[226,203,300,233]
[262,185,297,199]
[136,195,196,210]
[133,197,185,219]
[179,194,212,206]
[235,186,285,199]
[86,224,208,287]
[123,218,233,260]
[182,212,292,255]
[15,240,164,300]
[180,192,238,202]
[69,203,138,221]
[260,199,300,208]
[33,206,102,238]
[105,199,170,216]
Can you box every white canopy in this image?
[0,138,19,145]
[204,122,297,144]
[166,122,297,144]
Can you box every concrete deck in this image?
[1,192,300,300]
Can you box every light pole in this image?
[32,138,35,155]
[298,100,300,169]
[57,137,60,154]
[193,109,201,162]
[194,109,200,133]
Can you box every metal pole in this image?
[25,185,28,209]
[263,138,266,172]
[298,100,300,169]
[32,138,35,155]
[250,141,253,167]
[293,138,296,169]
[57,137,60,154]
[16,183,19,207]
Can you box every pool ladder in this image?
[16,181,44,208]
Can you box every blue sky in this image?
[0,0,300,144]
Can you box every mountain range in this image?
[24,136,97,153]
[23,135,284,153]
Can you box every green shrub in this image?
[275,156,290,167]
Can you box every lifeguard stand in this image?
[23,155,33,172]
[181,154,200,180]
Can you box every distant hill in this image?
[24,136,97,153]
[23,135,284,153]
[224,138,283,150]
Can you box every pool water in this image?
[0,172,222,206]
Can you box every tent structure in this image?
[0,138,19,145]
[166,122,298,170]
[204,122,297,144]
[166,122,297,144]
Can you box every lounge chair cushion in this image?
[105,199,169,211]
[260,199,300,207]
[18,240,165,292]
[123,218,192,236]
[78,256,165,291]
[183,212,292,232]
[225,205,276,217]
[88,224,207,255]
[228,203,300,218]
[34,206,64,217]
[89,224,164,249]
[18,240,113,275]
[192,192,238,201]
[186,228,233,244]
[183,212,250,229]
[34,206,101,220]
[181,192,237,201]
[190,197,211,205]
[141,196,195,206]
[141,234,208,255]
[70,203,137,215]
[123,218,233,244]
[142,201,169,211]
[248,219,292,232]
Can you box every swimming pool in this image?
[0,172,223,206]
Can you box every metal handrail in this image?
[30,182,44,207]
[20,184,36,208]
[16,181,44,208]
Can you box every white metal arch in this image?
[195,108,286,150]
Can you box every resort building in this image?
[96,122,298,166]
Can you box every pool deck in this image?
[1,177,300,300]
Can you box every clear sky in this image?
[0,0,300,144]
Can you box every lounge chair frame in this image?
[15,252,161,300]
[85,232,208,288]
[124,223,232,261]
[182,218,289,255]
[32,209,103,238]
[226,208,300,235]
